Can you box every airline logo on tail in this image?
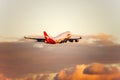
[43,31,56,44]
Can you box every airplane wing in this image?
[68,37,82,42]
[24,36,82,43]
[24,36,45,42]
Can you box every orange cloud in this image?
[0,74,11,80]
[0,63,120,80]
[83,63,113,74]
[90,33,116,45]
[55,63,120,80]
[80,33,117,46]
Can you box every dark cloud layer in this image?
[0,42,120,78]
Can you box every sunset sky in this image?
[0,0,120,38]
[0,1,120,79]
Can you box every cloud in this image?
[83,63,118,74]
[55,63,120,80]
[0,63,120,80]
[79,33,118,46]
[15,73,57,80]
[0,74,11,80]
[0,73,57,80]
[90,33,116,45]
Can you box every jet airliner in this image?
[24,31,82,44]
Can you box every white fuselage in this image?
[53,31,71,43]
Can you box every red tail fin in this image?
[43,31,56,44]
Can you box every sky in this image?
[0,0,120,38]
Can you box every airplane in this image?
[24,31,82,44]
